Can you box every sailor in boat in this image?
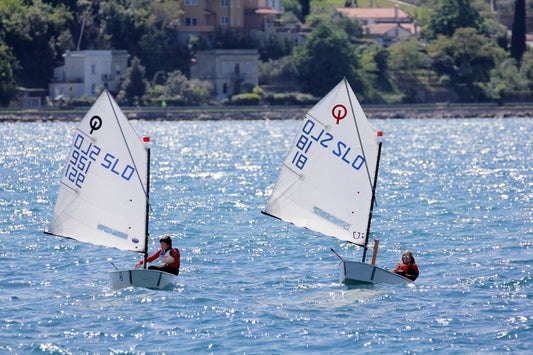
[135,236,180,275]
[392,250,419,281]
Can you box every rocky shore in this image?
[1,104,532,122]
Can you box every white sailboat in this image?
[263,79,411,285]
[46,90,176,290]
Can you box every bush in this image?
[264,92,318,105]
[149,96,188,106]
[228,93,261,105]
[259,56,298,87]
[62,95,94,107]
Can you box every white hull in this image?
[340,260,412,285]
[109,269,176,290]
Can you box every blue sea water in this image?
[0,117,531,354]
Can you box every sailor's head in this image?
[402,250,415,264]
[160,235,172,249]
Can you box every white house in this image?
[190,49,259,100]
[49,50,129,99]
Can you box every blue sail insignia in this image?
[97,224,128,239]
[312,206,351,230]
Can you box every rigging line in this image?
[306,112,327,128]
[104,90,150,204]
[343,78,374,192]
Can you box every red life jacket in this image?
[394,263,419,281]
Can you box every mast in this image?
[362,133,382,263]
[143,147,150,269]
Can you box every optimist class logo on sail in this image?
[332,105,347,124]
[289,114,365,172]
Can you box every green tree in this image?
[259,56,299,90]
[483,18,510,51]
[0,0,74,88]
[511,0,527,63]
[388,39,431,102]
[159,70,212,105]
[0,42,18,106]
[100,0,187,79]
[306,8,363,41]
[483,58,527,100]
[389,39,429,70]
[358,45,391,102]
[423,0,484,40]
[519,51,533,91]
[281,0,301,19]
[300,0,310,22]
[100,2,143,53]
[361,45,390,91]
[119,57,147,105]
[163,70,190,97]
[293,22,364,97]
[428,27,506,101]
[257,34,293,61]
[214,29,257,49]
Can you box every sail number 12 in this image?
[64,134,101,188]
[64,133,136,189]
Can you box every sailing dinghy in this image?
[46,90,176,290]
[262,79,411,285]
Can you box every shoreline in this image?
[1,104,532,122]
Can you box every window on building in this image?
[221,0,230,7]
[185,17,198,26]
[234,63,240,74]
[220,16,229,26]
[223,83,228,94]
[185,0,198,5]
[91,64,96,74]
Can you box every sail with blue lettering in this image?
[47,90,148,252]
[264,79,379,245]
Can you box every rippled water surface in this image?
[1,118,531,353]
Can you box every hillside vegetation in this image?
[0,0,532,106]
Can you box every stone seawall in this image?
[1,105,532,122]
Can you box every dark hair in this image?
[160,235,172,248]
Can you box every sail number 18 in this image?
[290,118,366,172]
[291,134,312,169]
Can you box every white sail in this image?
[47,90,148,252]
[264,79,379,245]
